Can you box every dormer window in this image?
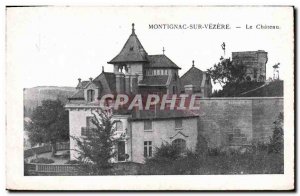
[87,89,95,102]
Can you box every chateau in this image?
[65,24,212,163]
[232,50,268,82]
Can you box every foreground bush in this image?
[30,157,54,164]
[139,144,283,175]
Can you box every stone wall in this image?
[196,97,283,148]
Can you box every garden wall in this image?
[196,97,283,148]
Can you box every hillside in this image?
[212,80,283,97]
[24,86,76,117]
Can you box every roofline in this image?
[67,98,85,100]
[180,66,205,79]
[144,66,181,70]
[107,60,148,64]
[232,50,267,54]
[138,84,168,87]
[128,115,199,121]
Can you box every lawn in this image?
[139,152,284,175]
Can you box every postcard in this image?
[6,6,294,190]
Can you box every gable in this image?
[180,67,204,87]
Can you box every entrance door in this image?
[117,141,126,161]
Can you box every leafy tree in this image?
[269,112,284,153]
[26,99,69,156]
[207,58,247,87]
[71,109,118,175]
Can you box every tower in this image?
[108,23,148,94]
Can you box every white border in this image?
[4,3,295,191]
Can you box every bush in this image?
[65,160,80,165]
[146,142,182,164]
[269,112,284,153]
[30,157,54,164]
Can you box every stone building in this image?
[65,24,282,164]
[232,50,268,82]
[65,24,207,163]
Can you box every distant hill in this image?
[24,86,76,117]
[212,80,283,97]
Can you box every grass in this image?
[139,151,283,175]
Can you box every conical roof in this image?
[108,24,148,64]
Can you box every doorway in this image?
[117,141,126,161]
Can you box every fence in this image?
[24,142,70,158]
[24,142,78,174]
[25,163,80,173]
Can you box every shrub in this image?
[269,112,284,153]
[196,134,208,156]
[147,142,182,164]
[30,157,54,164]
[65,160,80,165]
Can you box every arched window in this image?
[172,139,186,153]
[87,89,95,102]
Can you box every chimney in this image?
[76,78,82,89]
[102,66,104,73]
[89,77,93,82]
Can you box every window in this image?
[86,116,97,128]
[175,119,183,129]
[116,121,123,132]
[81,116,97,136]
[144,120,152,130]
[172,86,176,94]
[144,141,152,158]
[253,68,257,79]
[227,129,247,145]
[87,89,95,102]
[172,139,186,153]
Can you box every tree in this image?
[207,58,247,87]
[71,109,118,175]
[269,112,284,153]
[26,99,69,156]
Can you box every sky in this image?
[6,6,293,90]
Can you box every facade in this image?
[232,50,268,82]
[65,25,283,164]
[65,24,208,163]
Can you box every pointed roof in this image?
[108,23,148,64]
[93,71,116,95]
[180,62,205,87]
